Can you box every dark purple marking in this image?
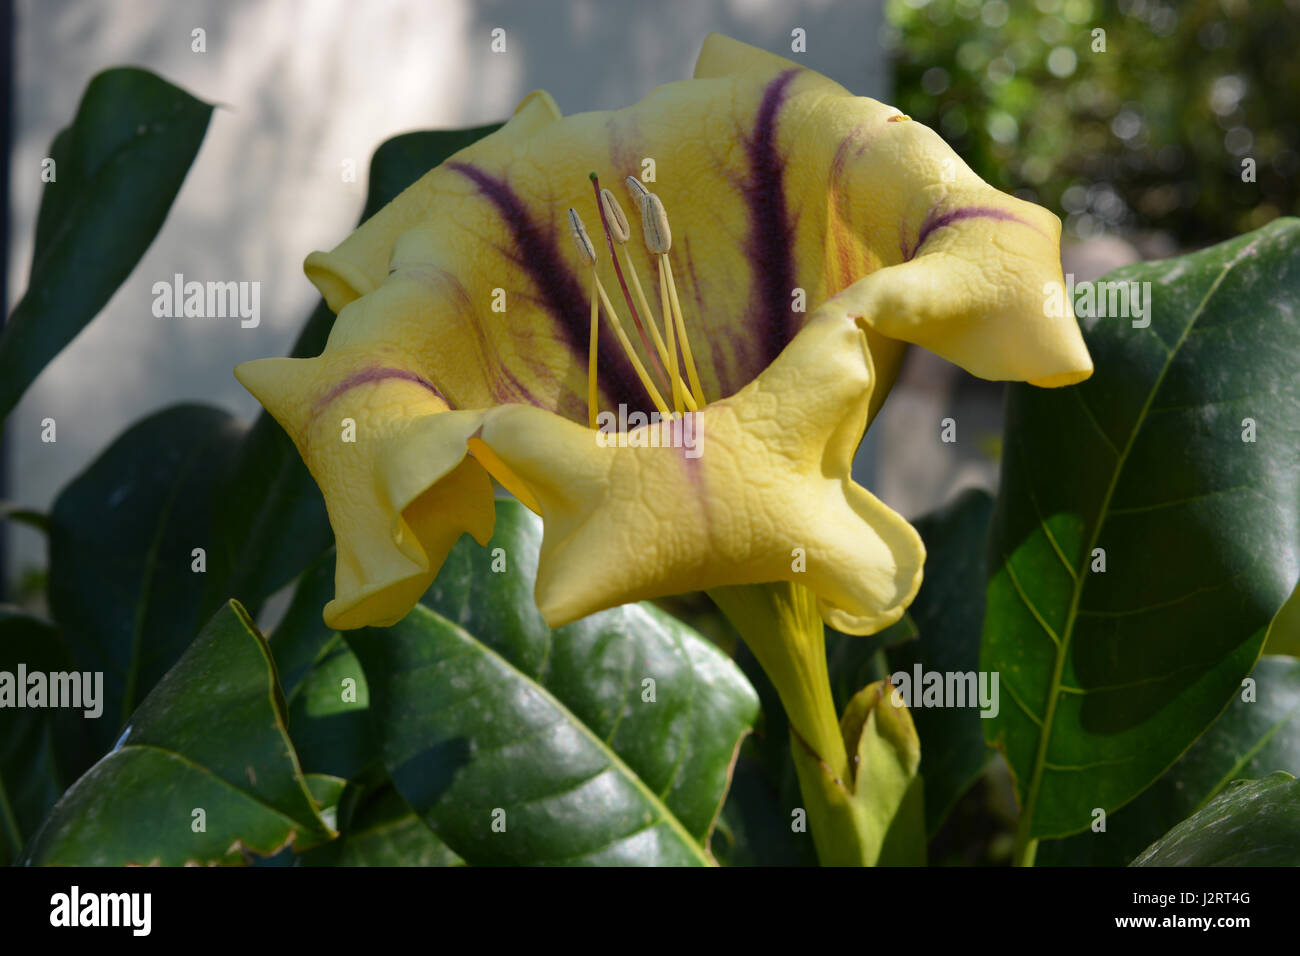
[742,69,802,373]
[313,367,445,416]
[447,161,644,414]
[905,206,1033,261]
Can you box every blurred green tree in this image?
[884,0,1299,245]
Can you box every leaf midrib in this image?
[416,605,715,866]
[1015,234,1263,846]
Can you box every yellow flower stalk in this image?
[235,34,1092,865]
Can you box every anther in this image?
[641,193,672,255]
[568,208,597,267]
[625,176,650,205]
[599,189,630,244]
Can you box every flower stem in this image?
[709,582,872,865]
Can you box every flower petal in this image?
[473,299,925,635]
[234,346,494,629]
[293,35,1086,430]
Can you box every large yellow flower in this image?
[235,34,1090,635]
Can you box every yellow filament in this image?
[660,256,708,407]
[587,269,600,429]
[657,261,684,414]
[593,275,671,417]
[626,246,696,414]
[621,247,671,372]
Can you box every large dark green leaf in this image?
[983,219,1300,841]
[348,499,759,865]
[24,601,333,865]
[1132,772,1300,866]
[266,550,374,782]
[299,782,462,867]
[0,68,212,417]
[0,609,94,865]
[1040,655,1300,865]
[47,404,244,755]
[889,488,995,836]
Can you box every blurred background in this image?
[3,0,1297,602]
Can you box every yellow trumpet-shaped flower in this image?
[235,33,1092,634]
[474,293,924,635]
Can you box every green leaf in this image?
[983,219,1300,840]
[267,550,374,781]
[0,609,95,865]
[348,499,759,865]
[299,782,463,867]
[1132,772,1300,866]
[1264,581,1300,657]
[47,404,244,755]
[24,601,333,865]
[0,68,212,417]
[40,125,510,756]
[0,503,49,533]
[1039,655,1300,865]
[889,488,995,836]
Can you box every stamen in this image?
[625,176,650,206]
[589,173,670,397]
[662,256,707,407]
[640,193,672,255]
[568,207,597,267]
[599,188,630,244]
[658,258,684,413]
[593,275,670,416]
[587,270,600,429]
[603,189,692,411]
[571,205,670,421]
[571,208,602,428]
[639,192,707,407]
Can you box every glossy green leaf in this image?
[300,783,463,867]
[25,601,333,865]
[349,499,759,865]
[47,403,244,755]
[0,609,94,865]
[1132,772,1300,866]
[0,68,212,417]
[1040,655,1300,865]
[983,219,1300,840]
[268,550,373,781]
[889,488,995,836]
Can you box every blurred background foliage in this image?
[884,0,1299,247]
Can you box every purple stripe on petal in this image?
[313,367,445,415]
[906,206,1034,261]
[742,69,801,373]
[447,161,644,415]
